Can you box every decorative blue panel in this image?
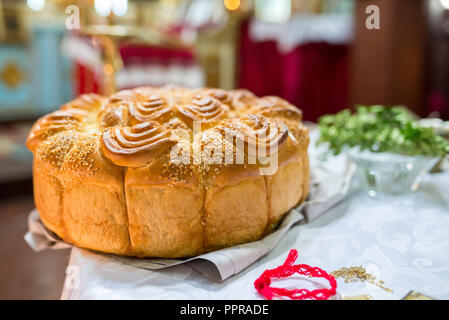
[0,23,74,120]
[31,23,74,114]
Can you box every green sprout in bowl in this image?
[317,105,449,158]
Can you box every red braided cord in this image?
[254,249,337,300]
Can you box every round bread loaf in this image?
[26,86,310,258]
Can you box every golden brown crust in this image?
[101,121,177,167]
[217,114,289,159]
[26,87,310,258]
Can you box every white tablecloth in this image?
[61,170,449,300]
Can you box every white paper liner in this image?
[24,153,355,281]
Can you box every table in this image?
[60,169,449,300]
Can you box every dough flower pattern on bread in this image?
[26,85,310,258]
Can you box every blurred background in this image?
[0,0,448,299]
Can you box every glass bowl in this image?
[346,148,439,196]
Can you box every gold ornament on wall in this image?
[0,61,24,89]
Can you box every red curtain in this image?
[74,63,100,94]
[119,44,194,64]
[238,20,350,122]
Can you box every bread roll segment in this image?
[60,134,131,255]
[32,153,65,238]
[203,159,268,251]
[26,86,310,258]
[125,154,205,258]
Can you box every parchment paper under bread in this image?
[25,148,355,281]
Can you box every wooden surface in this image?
[0,195,69,299]
[350,0,427,115]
